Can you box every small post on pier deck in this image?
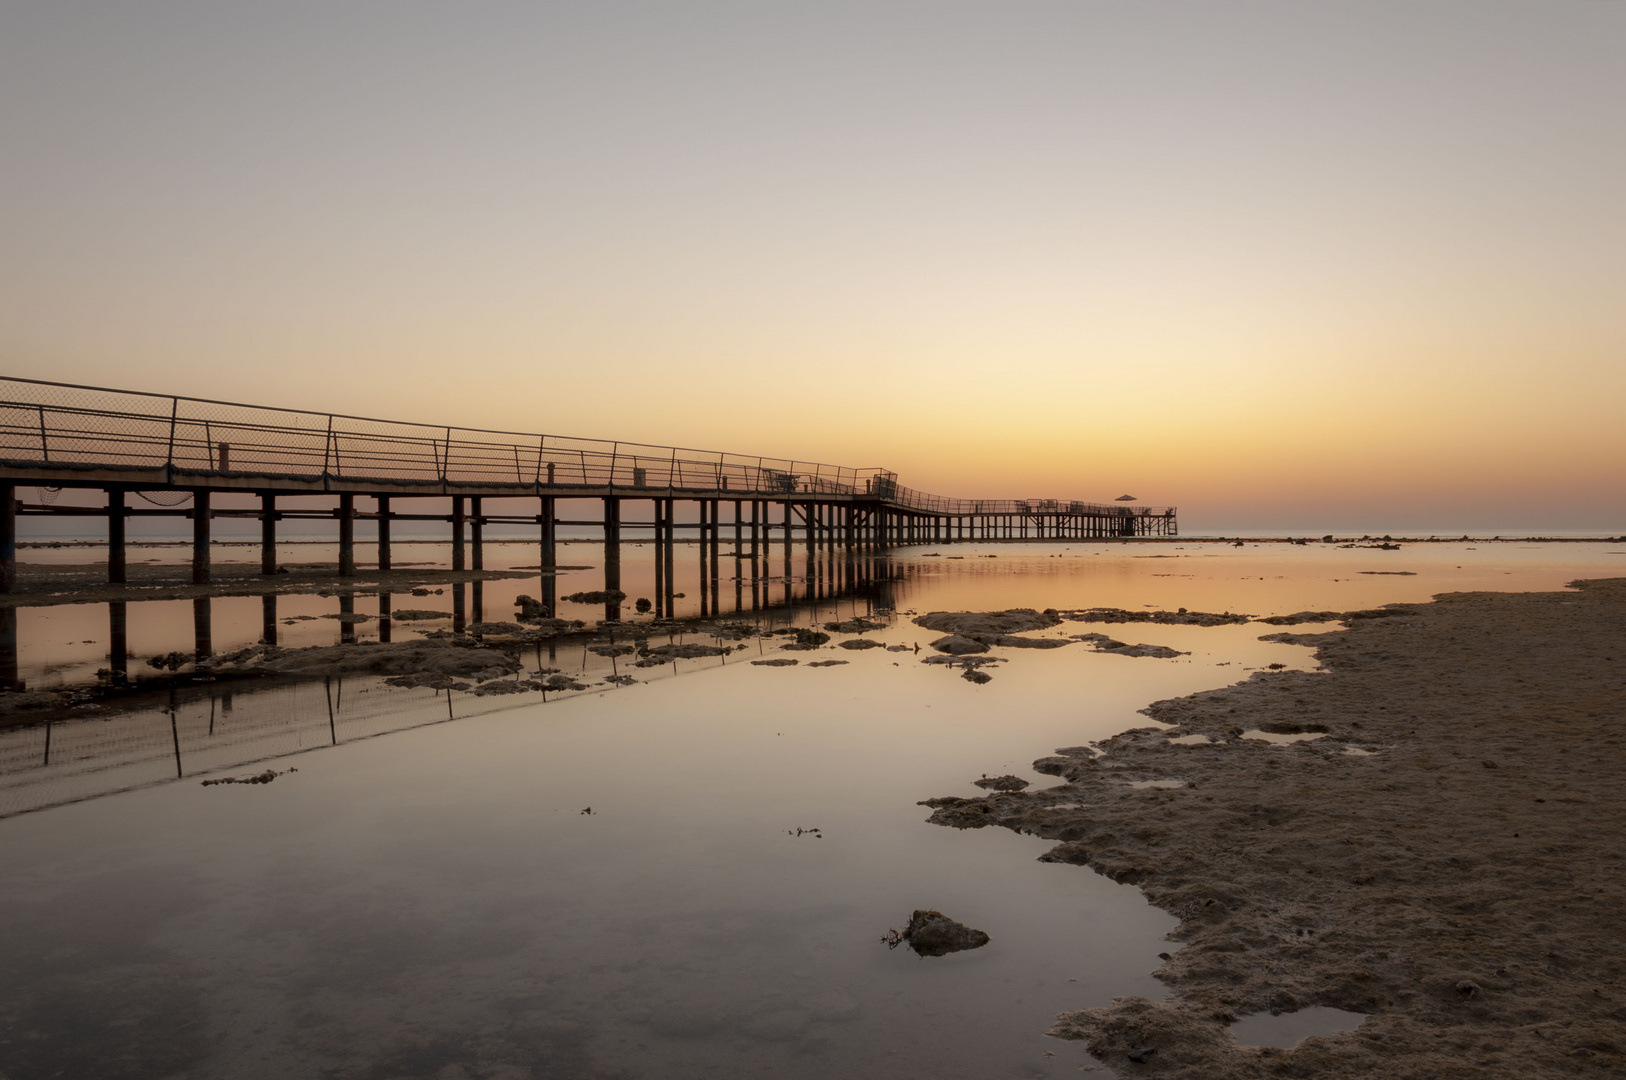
[0,484,13,595]
[376,496,391,571]
[338,494,355,577]
[107,489,126,584]
[470,496,484,571]
[451,497,466,571]
[192,490,211,585]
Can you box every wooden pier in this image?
[0,376,1178,620]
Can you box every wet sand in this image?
[925,579,1626,1076]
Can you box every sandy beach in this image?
[925,579,1625,1077]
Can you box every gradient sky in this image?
[2,2,1622,530]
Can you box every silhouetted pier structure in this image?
[0,377,1177,624]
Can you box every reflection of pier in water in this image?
[0,552,909,819]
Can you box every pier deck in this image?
[0,375,1177,607]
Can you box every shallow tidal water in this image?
[1,538,1621,1079]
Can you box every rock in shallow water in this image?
[891,909,990,957]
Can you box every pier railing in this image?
[0,377,883,496]
[0,376,1174,518]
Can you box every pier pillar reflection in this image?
[339,591,356,644]
[109,601,128,684]
[261,594,277,645]
[193,596,212,664]
[453,582,466,634]
[378,591,392,643]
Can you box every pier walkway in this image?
[0,376,1177,608]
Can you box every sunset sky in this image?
[3,2,1622,531]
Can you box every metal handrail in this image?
[0,376,1173,517]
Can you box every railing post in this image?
[165,397,179,478]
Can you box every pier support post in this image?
[751,500,760,565]
[653,499,666,617]
[338,494,355,577]
[192,490,211,585]
[539,495,557,617]
[603,497,621,621]
[0,481,14,595]
[709,499,720,610]
[0,484,16,595]
[260,493,276,575]
[107,489,126,584]
[0,607,17,690]
[539,496,558,566]
[471,496,483,571]
[698,500,709,613]
[782,500,792,569]
[451,497,466,572]
[377,496,391,571]
[662,497,675,612]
